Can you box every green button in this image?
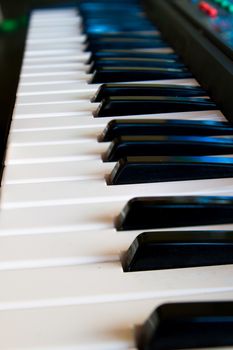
[221,0,229,8]
[1,19,18,32]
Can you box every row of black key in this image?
[79,1,233,348]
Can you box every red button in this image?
[207,6,218,17]
[199,1,218,17]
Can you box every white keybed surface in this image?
[0,7,233,350]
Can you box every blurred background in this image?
[0,0,77,21]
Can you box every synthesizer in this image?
[0,0,233,348]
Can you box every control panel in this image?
[173,0,233,59]
[145,0,233,122]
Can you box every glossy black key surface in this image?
[87,52,178,64]
[122,231,233,271]
[86,33,161,40]
[79,1,141,12]
[85,38,167,51]
[99,119,233,141]
[84,23,156,35]
[108,156,233,185]
[93,84,204,103]
[90,67,192,83]
[88,59,185,73]
[103,136,233,162]
[137,302,233,350]
[94,96,215,117]
[115,196,233,231]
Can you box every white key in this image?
[19,71,91,84]
[26,35,87,45]
[1,178,233,209]
[0,262,233,310]
[14,100,97,118]
[25,41,85,51]
[8,126,99,144]
[0,201,232,236]
[24,48,88,58]
[22,53,91,65]
[17,81,96,95]
[3,159,113,184]
[30,8,78,19]
[1,292,232,350]
[0,229,136,269]
[6,141,106,164]
[16,90,93,104]
[10,116,100,131]
[21,62,88,75]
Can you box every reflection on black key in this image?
[108,156,233,185]
[93,84,205,103]
[137,302,233,350]
[85,24,156,35]
[90,67,192,83]
[88,59,185,73]
[122,231,233,271]
[115,196,233,231]
[87,52,178,64]
[99,119,233,142]
[94,96,215,117]
[103,136,233,162]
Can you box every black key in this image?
[122,231,233,271]
[82,15,150,22]
[85,38,167,51]
[102,136,233,162]
[90,67,192,83]
[84,24,156,35]
[87,52,178,64]
[80,9,143,16]
[93,84,203,103]
[88,59,185,74]
[99,119,233,142]
[86,33,161,40]
[88,37,162,44]
[108,156,233,185]
[115,196,233,231]
[79,3,141,12]
[94,96,215,117]
[137,302,233,350]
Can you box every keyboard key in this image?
[88,59,185,73]
[90,67,193,83]
[85,38,167,51]
[115,196,233,231]
[93,84,206,102]
[122,230,233,271]
[99,119,233,141]
[137,302,233,350]
[102,136,233,162]
[87,51,178,64]
[94,96,216,117]
[108,156,233,185]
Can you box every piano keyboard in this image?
[0,1,233,349]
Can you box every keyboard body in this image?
[0,1,232,349]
